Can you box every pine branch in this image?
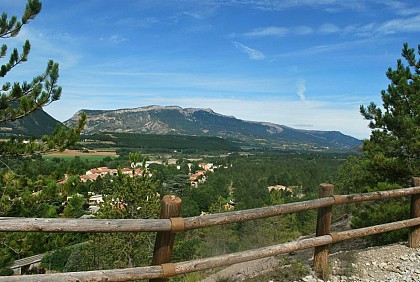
[0,40,31,78]
[0,0,42,38]
[0,60,62,123]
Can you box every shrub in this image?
[0,267,14,276]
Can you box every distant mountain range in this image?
[0,109,61,137]
[63,105,361,151]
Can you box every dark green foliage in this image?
[295,209,318,235]
[360,43,420,185]
[337,43,420,245]
[0,247,13,273]
[352,199,409,245]
[42,169,162,272]
[351,183,409,245]
[335,155,373,195]
[182,187,214,216]
[164,174,190,195]
[200,224,240,257]
[179,153,344,217]
[237,215,301,250]
[173,152,344,264]
[172,231,202,262]
[181,170,232,216]
[0,153,109,270]
[41,246,72,272]
[0,231,85,270]
[85,132,239,153]
[0,150,120,270]
[97,172,160,219]
[227,153,343,200]
[234,178,271,209]
[179,196,200,217]
[73,173,161,270]
[63,195,86,218]
[0,267,13,276]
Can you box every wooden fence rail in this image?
[1,186,419,233]
[2,217,420,282]
[0,177,418,281]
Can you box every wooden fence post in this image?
[408,177,420,248]
[313,183,334,279]
[150,195,182,282]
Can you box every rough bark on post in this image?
[150,195,182,282]
[408,177,420,248]
[313,183,334,280]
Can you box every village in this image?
[54,160,297,217]
[55,161,222,216]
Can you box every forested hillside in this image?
[0,151,348,276]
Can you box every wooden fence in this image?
[0,177,419,281]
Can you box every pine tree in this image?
[0,0,86,155]
[63,172,161,271]
[360,43,420,185]
[346,43,420,245]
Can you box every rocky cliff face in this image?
[64,105,361,150]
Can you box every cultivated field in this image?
[43,149,118,160]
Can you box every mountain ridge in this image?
[0,109,62,137]
[64,105,361,151]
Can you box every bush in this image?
[0,267,14,276]
[351,193,410,245]
[41,247,72,272]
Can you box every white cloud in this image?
[110,35,128,43]
[100,35,128,43]
[239,12,420,40]
[294,26,313,35]
[381,0,420,16]
[116,17,159,28]
[337,14,420,38]
[232,41,265,60]
[319,23,340,34]
[182,11,205,20]
[296,79,306,102]
[241,25,314,38]
[244,26,289,37]
[221,0,367,12]
[377,14,420,35]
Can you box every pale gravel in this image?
[201,243,420,281]
[304,243,420,282]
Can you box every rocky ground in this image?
[200,242,419,282]
[200,216,419,282]
[305,242,420,282]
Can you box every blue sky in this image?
[3,0,420,139]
